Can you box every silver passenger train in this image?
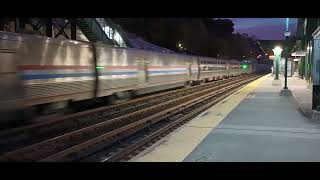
[0,31,249,123]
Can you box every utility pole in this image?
[284,18,290,89]
[280,18,292,96]
[45,18,53,37]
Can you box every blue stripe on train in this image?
[21,73,96,80]
[21,70,188,80]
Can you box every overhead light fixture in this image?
[273,46,283,55]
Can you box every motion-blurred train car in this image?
[0,31,254,123]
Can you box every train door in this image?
[136,58,148,84]
[186,61,192,80]
[197,58,200,80]
[0,49,26,123]
[227,62,230,76]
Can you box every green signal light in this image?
[241,64,249,69]
[96,66,104,69]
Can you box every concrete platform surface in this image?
[184,75,320,162]
[280,75,312,118]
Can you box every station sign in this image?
[312,26,320,39]
[291,51,306,57]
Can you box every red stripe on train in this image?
[18,65,92,70]
[18,65,189,70]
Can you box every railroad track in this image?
[0,74,261,162]
[0,75,247,153]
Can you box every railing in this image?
[95,18,113,39]
[79,18,114,45]
[95,18,127,47]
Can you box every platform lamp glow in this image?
[273,46,283,80]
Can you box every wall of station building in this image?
[295,19,320,84]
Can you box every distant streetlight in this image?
[273,46,283,80]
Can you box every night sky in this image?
[225,18,298,40]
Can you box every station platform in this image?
[130,74,320,162]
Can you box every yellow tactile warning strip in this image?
[130,74,270,162]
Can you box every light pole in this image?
[284,18,291,89]
[273,46,283,80]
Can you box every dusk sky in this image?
[225,18,298,40]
